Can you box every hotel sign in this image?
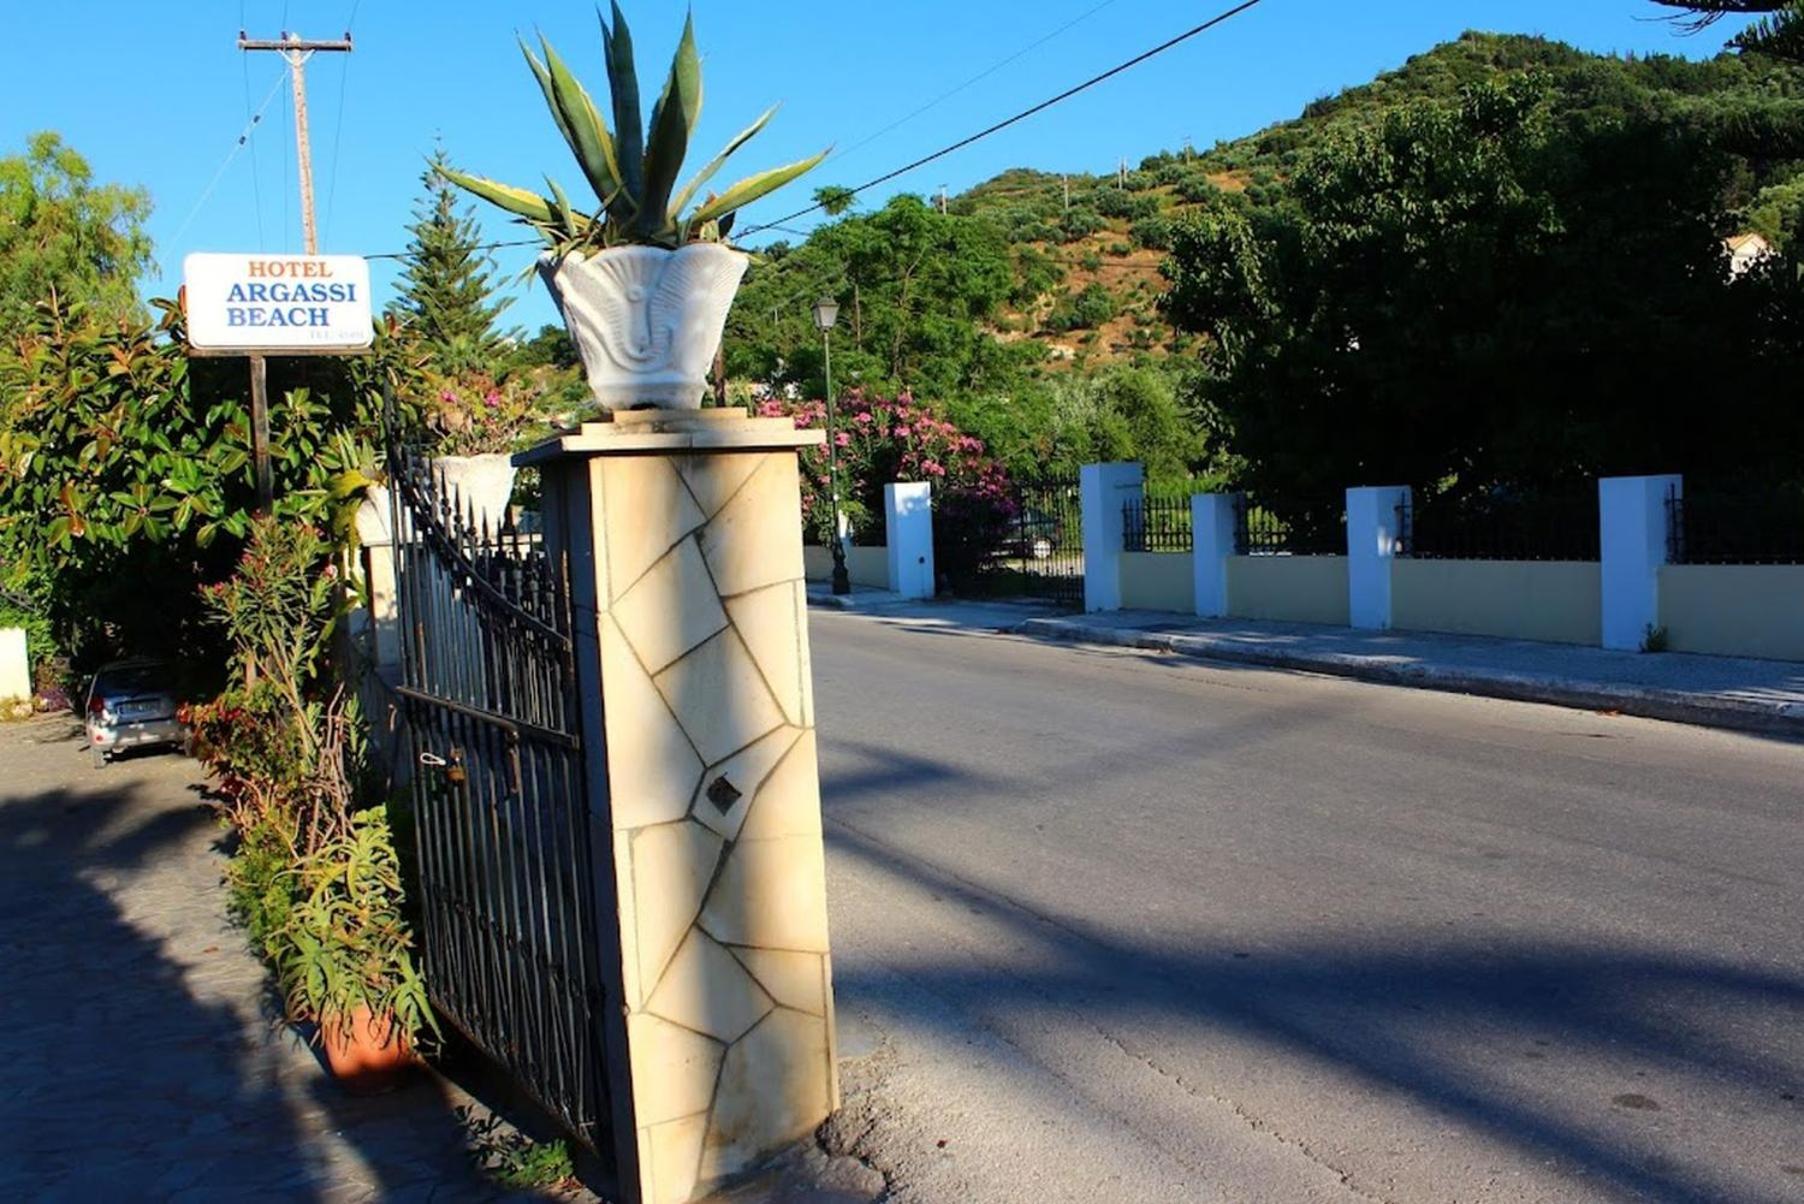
[182,252,373,350]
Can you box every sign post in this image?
[182,252,374,511]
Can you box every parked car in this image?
[85,659,187,768]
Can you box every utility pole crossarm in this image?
[238,34,353,52]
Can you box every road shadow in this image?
[818,774,1804,1203]
[0,732,507,1201]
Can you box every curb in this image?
[805,591,907,612]
[1018,618,1804,738]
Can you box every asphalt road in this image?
[808,607,1804,1204]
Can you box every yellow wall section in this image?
[803,544,890,590]
[1391,560,1601,646]
[1227,556,1350,626]
[1118,552,1195,613]
[1659,564,1804,662]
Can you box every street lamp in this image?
[812,296,850,596]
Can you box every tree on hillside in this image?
[1652,2,1804,61]
[0,132,151,336]
[725,195,1040,401]
[1161,76,1804,508]
[391,148,511,376]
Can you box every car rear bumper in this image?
[90,718,186,753]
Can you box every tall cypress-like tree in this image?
[392,147,511,374]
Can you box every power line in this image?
[361,0,1264,263]
[324,0,361,248]
[827,0,1124,169]
[240,0,264,250]
[738,0,1266,238]
[169,68,287,250]
[323,53,352,248]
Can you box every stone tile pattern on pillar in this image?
[597,449,837,1204]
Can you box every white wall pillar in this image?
[1080,462,1144,612]
[884,481,935,599]
[1191,493,1240,618]
[1346,485,1411,630]
[1600,474,1681,651]
[0,627,29,701]
[360,541,401,669]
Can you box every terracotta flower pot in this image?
[540,242,750,411]
[321,1005,413,1095]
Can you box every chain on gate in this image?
[386,426,614,1169]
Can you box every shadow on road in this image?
[819,771,1804,1203]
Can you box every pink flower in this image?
[835,432,852,447]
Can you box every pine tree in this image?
[392,147,511,375]
[1651,1,1804,61]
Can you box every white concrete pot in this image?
[428,453,517,530]
[540,242,750,411]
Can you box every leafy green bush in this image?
[1097,190,1159,220]
[1176,174,1220,203]
[1045,283,1119,332]
[1059,208,1104,242]
[189,518,435,1049]
[1130,215,1173,251]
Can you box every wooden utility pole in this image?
[239,29,353,255]
[234,28,352,512]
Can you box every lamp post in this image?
[812,296,851,596]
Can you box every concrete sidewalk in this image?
[1017,610,1804,737]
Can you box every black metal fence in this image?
[1398,492,1599,561]
[1234,496,1345,555]
[386,430,617,1179]
[1667,485,1804,565]
[1123,494,1193,553]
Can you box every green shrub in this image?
[1060,208,1104,242]
[1131,215,1173,250]
[1045,283,1119,332]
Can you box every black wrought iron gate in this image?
[973,474,1084,605]
[387,435,614,1169]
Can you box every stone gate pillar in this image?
[524,408,837,1204]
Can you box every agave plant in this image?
[443,4,827,254]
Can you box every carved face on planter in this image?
[541,243,750,412]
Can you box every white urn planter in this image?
[428,453,517,531]
[540,242,750,411]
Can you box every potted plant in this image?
[274,805,438,1095]
[415,368,552,524]
[442,4,826,410]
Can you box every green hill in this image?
[723,31,1804,422]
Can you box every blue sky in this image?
[0,1,1758,331]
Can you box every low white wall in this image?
[1119,552,1195,613]
[1391,560,1601,646]
[0,627,28,700]
[1659,564,1804,662]
[804,544,891,590]
[1226,556,1350,626]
